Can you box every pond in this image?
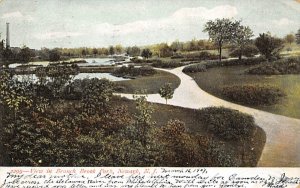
[189,65,300,119]
[14,72,129,82]
[9,56,131,68]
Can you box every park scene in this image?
[0,0,300,167]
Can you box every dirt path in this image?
[118,66,300,167]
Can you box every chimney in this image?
[6,23,10,48]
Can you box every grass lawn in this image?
[187,65,300,119]
[112,97,266,167]
[114,70,180,94]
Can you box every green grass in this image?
[114,70,180,94]
[187,65,300,119]
[112,97,266,166]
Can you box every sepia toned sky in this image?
[0,0,299,49]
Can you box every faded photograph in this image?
[0,0,300,167]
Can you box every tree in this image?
[255,33,284,60]
[204,18,241,62]
[49,49,61,62]
[130,46,141,57]
[296,29,300,45]
[229,44,258,58]
[81,49,87,57]
[92,48,98,57]
[126,46,141,57]
[158,43,173,57]
[231,25,254,60]
[170,40,183,53]
[108,46,115,55]
[115,45,123,54]
[141,48,152,59]
[285,34,295,45]
[18,45,34,63]
[159,83,174,104]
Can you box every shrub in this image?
[182,63,207,73]
[112,65,156,77]
[198,107,256,140]
[183,57,266,73]
[229,45,259,58]
[152,60,184,68]
[221,84,285,105]
[247,57,300,75]
[181,51,222,62]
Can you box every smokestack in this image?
[6,23,10,48]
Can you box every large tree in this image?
[108,46,115,55]
[255,33,284,61]
[204,18,241,62]
[285,34,295,45]
[141,48,152,59]
[18,45,34,63]
[231,25,254,60]
[49,48,61,62]
[296,29,300,45]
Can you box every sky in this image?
[0,0,299,49]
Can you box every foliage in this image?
[255,33,284,60]
[18,45,34,63]
[285,34,295,45]
[35,64,79,99]
[81,78,115,115]
[247,57,300,75]
[199,107,256,140]
[182,63,207,73]
[159,83,174,104]
[221,84,285,105]
[170,40,184,52]
[229,44,259,58]
[126,46,141,57]
[152,60,184,68]
[133,94,155,144]
[112,65,156,77]
[115,45,123,54]
[204,18,241,61]
[109,46,115,55]
[0,66,263,167]
[49,49,61,62]
[230,25,254,60]
[296,29,300,45]
[183,57,265,73]
[141,48,152,59]
[180,51,222,62]
[154,43,173,57]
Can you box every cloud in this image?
[1,11,34,21]
[35,32,83,40]
[272,18,295,26]
[1,11,23,19]
[172,5,238,20]
[93,5,238,36]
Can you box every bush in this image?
[229,45,259,58]
[181,51,222,62]
[247,57,300,75]
[183,57,266,73]
[221,84,285,105]
[182,63,207,73]
[112,65,156,77]
[152,60,184,68]
[198,107,256,140]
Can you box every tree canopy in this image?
[204,18,241,61]
[255,33,283,60]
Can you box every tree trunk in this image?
[219,42,222,62]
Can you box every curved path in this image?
[117,66,300,167]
